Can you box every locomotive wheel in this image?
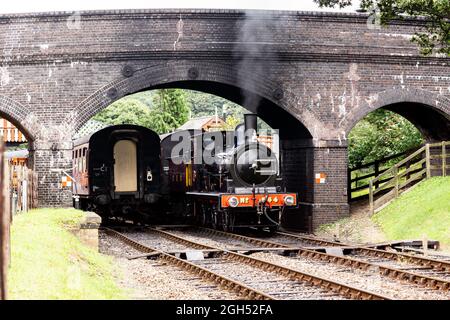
[222,210,235,233]
[199,203,208,227]
[211,210,219,230]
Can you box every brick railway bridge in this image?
[0,9,449,229]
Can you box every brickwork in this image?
[0,9,448,229]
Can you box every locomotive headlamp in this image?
[284,195,295,206]
[228,196,239,208]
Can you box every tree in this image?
[93,98,153,127]
[149,89,190,134]
[221,115,242,130]
[315,0,450,56]
[348,109,424,167]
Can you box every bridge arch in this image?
[343,87,450,142]
[70,61,315,140]
[0,95,40,144]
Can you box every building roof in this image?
[177,116,225,131]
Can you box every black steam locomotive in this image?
[72,124,162,222]
[161,114,297,232]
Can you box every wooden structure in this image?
[0,118,27,146]
[0,140,10,300]
[8,164,38,213]
[369,141,450,215]
[177,116,226,132]
[348,148,418,201]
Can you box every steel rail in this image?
[165,227,450,292]
[196,227,287,248]
[149,228,390,300]
[276,231,347,247]
[278,231,450,274]
[102,227,274,300]
[351,247,450,272]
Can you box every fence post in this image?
[394,166,399,197]
[405,159,411,181]
[374,161,380,189]
[425,143,431,178]
[0,141,7,300]
[442,141,446,177]
[347,168,352,202]
[369,179,374,216]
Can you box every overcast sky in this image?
[0,0,361,14]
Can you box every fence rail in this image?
[348,148,416,201]
[8,164,38,214]
[369,141,450,215]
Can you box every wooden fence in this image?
[348,148,417,201]
[369,141,450,215]
[8,164,38,213]
[0,146,38,300]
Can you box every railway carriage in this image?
[161,114,297,232]
[72,124,163,222]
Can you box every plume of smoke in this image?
[234,10,281,112]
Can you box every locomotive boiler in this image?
[161,114,297,232]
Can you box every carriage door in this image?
[113,140,137,192]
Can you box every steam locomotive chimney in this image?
[244,114,257,143]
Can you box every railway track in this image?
[161,227,450,294]
[104,227,389,300]
[273,231,450,289]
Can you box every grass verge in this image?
[372,177,450,251]
[8,208,126,299]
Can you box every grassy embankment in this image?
[372,177,450,251]
[8,208,126,299]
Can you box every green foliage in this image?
[221,115,242,130]
[93,98,153,127]
[6,143,28,151]
[315,0,450,56]
[93,89,190,134]
[9,208,126,299]
[149,89,190,134]
[348,109,423,168]
[372,177,450,250]
[186,90,245,119]
[93,88,272,135]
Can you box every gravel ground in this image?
[193,256,347,300]
[163,231,449,300]
[251,252,449,300]
[121,230,195,252]
[169,230,254,250]
[170,230,254,250]
[99,232,239,300]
